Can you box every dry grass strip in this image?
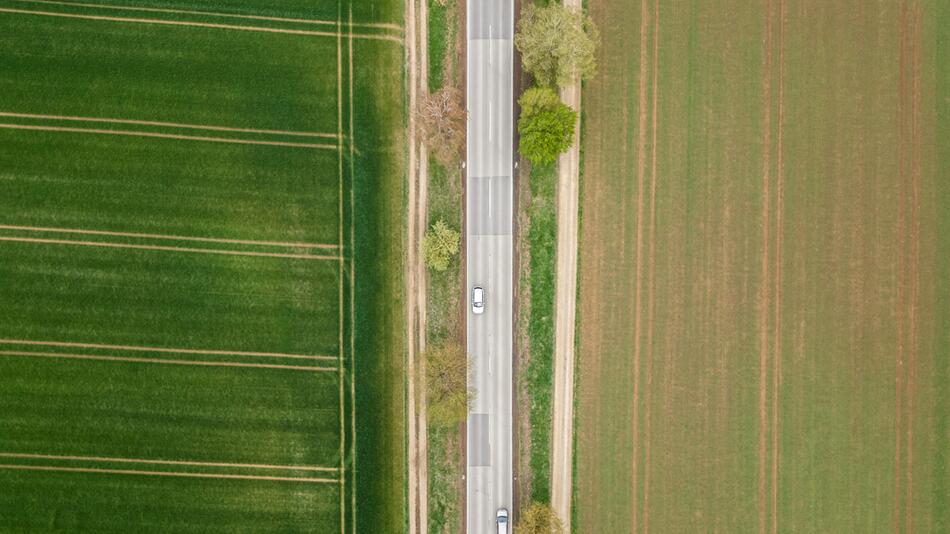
[0,452,338,472]
[0,111,337,139]
[0,6,403,43]
[0,463,337,483]
[0,224,337,250]
[0,350,336,372]
[0,235,340,261]
[15,0,403,32]
[0,338,336,362]
[0,123,336,149]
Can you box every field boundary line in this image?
[757,0,774,531]
[0,338,336,361]
[629,0,652,529]
[336,14,346,534]
[642,0,660,528]
[0,224,337,250]
[13,0,403,32]
[770,2,785,533]
[0,123,336,149]
[0,452,338,472]
[0,349,336,372]
[0,235,340,260]
[0,111,337,138]
[0,463,337,483]
[347,7,358,532]
[0,6,402,43]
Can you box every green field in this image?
[0,0,406,532]
[576,0,948,532]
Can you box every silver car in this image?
[496,508,509,534]
[472,285,485,315]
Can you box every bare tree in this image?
[417,86,467,167]
[426,341,472,427]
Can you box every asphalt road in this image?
[466,0,514,532]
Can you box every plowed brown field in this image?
[574,0,949,532]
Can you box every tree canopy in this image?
[517,87,577,166]
[425,341,471,427]
[514,3,599,87]
[422,219,461,272]
[517,503,564,534]
[417,86,466,166]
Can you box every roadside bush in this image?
[517,503,563,534]
[423,219,461,272]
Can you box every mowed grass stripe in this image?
[0,468,341,531]
[14,0,403,32]
[0,242,341,357]
[0,131,341,246]
[0,340,334,361]
[0,123,336,149]
[0,349,337,372]
[0,452,338,472]
[0,464,336,483]
[0,224,338,250]
[0,356,341,466]
[0,13,339,133]
[0,111,338,138]
[0,5,402,42]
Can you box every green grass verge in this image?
[425,157,464,534]
[427,1,449,92]
[524,162,557,504]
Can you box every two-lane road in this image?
[466,0,514,532]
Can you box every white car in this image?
[472,285,485,315]
[496,508,509,534]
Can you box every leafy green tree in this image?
[514,3,600,87]
[518,87,577,166]
[517,503,563,534]
[423,219,460,272]
[426,342,472,427]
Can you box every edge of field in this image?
[352,3,409,531]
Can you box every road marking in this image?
[0,235,340,260]
[0,350,336,372]
[0,463,337,483]
[0,224,337,250]
[0,123,336,149]
[0,6,402,43]
[14,0,403,32]
[0,111,337,138]
[0,452,338,472]
[489,178,493,218]
[0,338,336,361]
